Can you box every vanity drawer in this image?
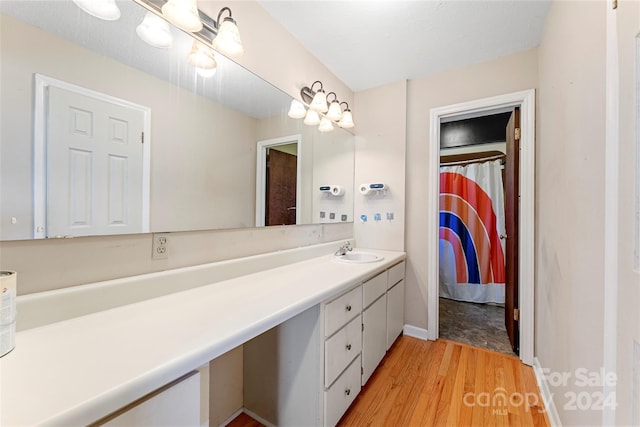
[362,272,387,309]
[325,315,362,387]
[387,261,405,289]
[325,286,362,337]
[324,355,362,427]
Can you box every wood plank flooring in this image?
[227,336,550,427]
[338,336,549,427]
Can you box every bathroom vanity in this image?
[0,242,405,426]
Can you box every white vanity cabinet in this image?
[386,261,406,349]
[323,286,363,426]
[361,273,388,385]
[241,260,406,427]
[243,286,363,427]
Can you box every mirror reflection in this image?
[0,0,355,241]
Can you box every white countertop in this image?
[0,249,405,426]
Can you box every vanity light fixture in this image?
[137,1,245,60]
[288,99,307,119]
[161,0,203,33]
[318,117,334,133]
[211,7,244,58]
[72,0,121,21]
[338,102,355,129]
[187,41,217,78]
[290,80,355,130]
[136,12,173,48]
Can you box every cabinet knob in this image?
[345,388,351,396]
[346,344,352,351]
[346,304,352,312]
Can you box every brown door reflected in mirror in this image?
[265,148,297,226]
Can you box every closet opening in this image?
[437,107,520,356]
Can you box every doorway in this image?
[427,90,535,366]
[255,135,302,227]
[437,109,518,356]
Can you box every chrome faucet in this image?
[334,241,353,256]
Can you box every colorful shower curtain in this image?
[439,159,506,304]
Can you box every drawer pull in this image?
[345,388,351,396]
[346,304,352,312]
[346,344,352,351]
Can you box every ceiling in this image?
[259,0,552,92]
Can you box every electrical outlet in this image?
[152,233,169,260]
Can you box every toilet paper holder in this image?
[359,183,388,195]
[319,185,345,197]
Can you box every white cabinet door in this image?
[101,373,200,427]
[386,280,405,350]
[361,294,387,386]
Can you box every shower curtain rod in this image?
[440,152,506,167]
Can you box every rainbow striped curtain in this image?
[439,159,506,303]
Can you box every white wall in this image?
[405,49,538,331]
[614,0,640,424]
[353,80,407,251]
[536,2,607,425]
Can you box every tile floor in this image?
[439,297,516,356]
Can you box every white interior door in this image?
[46,86,146,237]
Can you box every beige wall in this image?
[536,1,606,425]
[615,0,640,424]
[404,49,538,331]
[353,80,407,251]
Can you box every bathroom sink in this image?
[334,251,383,263]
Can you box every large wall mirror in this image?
[0,0,355,241]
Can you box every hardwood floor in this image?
[227,336,550,427]
[338,336,549,427]
[226,412,264,427]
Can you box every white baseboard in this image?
[403,324,431,341]
[533,357,562,427]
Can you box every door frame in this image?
[33,73,151,238]
[255,135,303,227]
[427,89,535,365]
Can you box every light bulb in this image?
[162,0,203,33]
[338,110,354,129]
[326,101,342,122]
[72,0,120,20]
[318,117,334,132]
[288,99,307,119]
[196,67,217,78]
[303,109,320,126]
[136,12,173,49]
[212,17,244,58]
[309,89,328,113]
[187,41,217,75]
